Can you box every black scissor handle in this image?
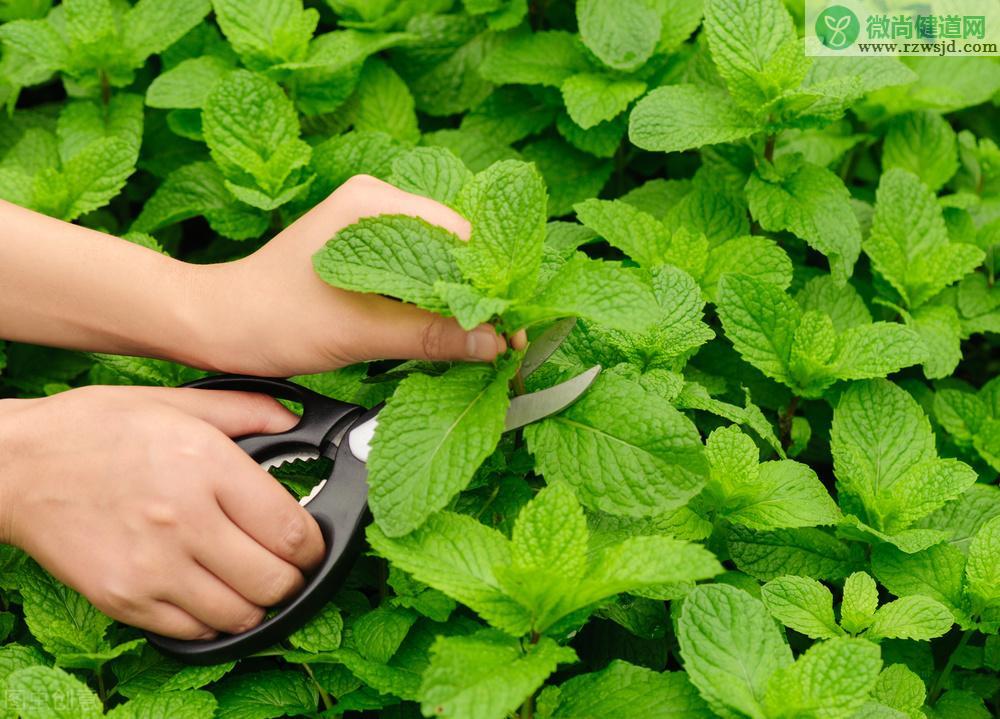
[145,375,375,664]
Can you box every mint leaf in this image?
[629,85,758,154]
[212,0,317,70]
[5,665,102,719]
[745,156,861,283]
[872,664,926,718]
[966,516,1000,617]
[542,661,709,718]
[561,74,646,130]
[145,56,233,109]
[717,273,799,385]
[525,371,708,517]
[347,58,420,144]
[760,575,843,639]
[419,630,576,719]
[703,0,798,109]
[573,198,671,267]
[841,571,879,634]
[388,146,472,206]
[870,543,968,623]
[202,69,313,209]
[763,638,882,719]
[287,604,343,654]
[367,513,532,635]
[677,584,792,719]
[368,360,516,537]
[212,670,316,719]
[454,159,546,298]
[124,0,211,67]
[727,526,863,582]
[865,169,984,308]
[435,282,510,330]
[105,691,218,719]
[314,215,464,313]
[882,111,958,192]
[576,0,660,72]
[864,596,954,641]
[480,31,590,87]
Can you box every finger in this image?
[164,562,265,635]
[138,600,218,641]
[192,509,305,608]
[345,296,508,362]
[511,329,528,351]
[131,387,299,438]
[212,444,326,571]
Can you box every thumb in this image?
[141,387,300,438]
[349,295,507,363]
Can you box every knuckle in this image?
[420,316,449,359]
[94,580,142,619]
[259,566,303,606]
[230,606,266,634]
[279,511,310,558]
[141,500,182,529]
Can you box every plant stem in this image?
[100,71,110,106]
[96,665,108,710]
[928,629,973,703]
[520,691,535,719]
[303,663,334,712]
[507,332,527,396]
[763,134,776,163]
[779,396,799,451]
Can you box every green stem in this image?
[96,665,108,710]
[928,629,973,703]
[520,691,535,719]
[302,663,334,712]
[779,396,799,451]
[763,133,775,163]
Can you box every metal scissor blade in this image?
[503,364,600,432]
[519,317,577,379]
[346,365,601,463]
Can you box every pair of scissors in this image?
[147,319,598,664]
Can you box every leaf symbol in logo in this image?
[824,13,852,47]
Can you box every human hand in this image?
[0,386,324,640]
[186,175,525,376]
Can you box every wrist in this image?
[0,398,32,546]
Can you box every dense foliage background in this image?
[0,0,998,717]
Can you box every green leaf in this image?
[419,630,576,719]
[5,666,102,719]
[389,146,472,206]
[105,691,218,719]
[763,638,882,719]
[629,85,758,154]
[16,560,114,667]
[872,664,926,717]
[882,111,958,192]
[543,661,709,718]
[841,571,879,634]
[760,575,844,639]
[454,159,547,298]
[576,0,660,72]
[145,56,233,109]
[746,156,862,284]
[124,0,211,67]
[717,273,800,384]
[573,198,671,267]
[525,371,708,517]
[879,458,978,535]
[512,255,662,332]
[368,513,531,635]
[211,0,317,70]
[703,0,798,109]
[865,596,954,641]
[520,137,613,216]
[435,282,510,330]
[561,73,647,130]
[966,516,1000,616]
[702,235,793,301]
[480,30,590,87]
[368,361,516,537]
[288,603,343,653]
[865,169,984,308]
[677,584,792,719]
[905,304,962,380]
[212,670,316,719]
[870,543,968,623]
[202,69,312,204]
[313,215,464,313]
[347,58,419,144]
[830,321,927,381]
[727,526,863,582]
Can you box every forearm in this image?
[0,201,212,365]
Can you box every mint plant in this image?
[0,0,999,716]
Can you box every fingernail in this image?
[466,328,499,361]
